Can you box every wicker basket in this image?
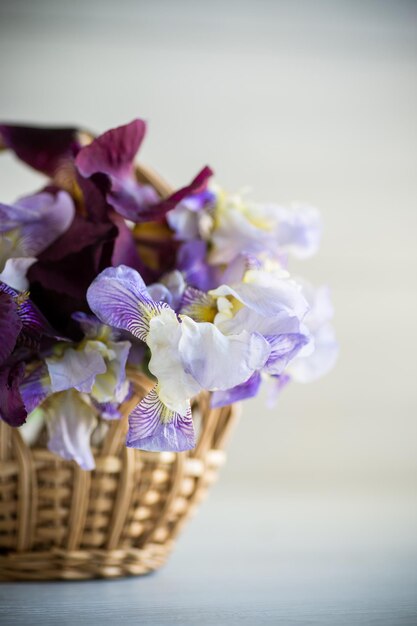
[0,143,239,581]
[0,371,238,580]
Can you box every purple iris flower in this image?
[179,271,311,407]
[0,190,75,290]
[177,240,222,292]
[0,282,54,426]
[87,265,270,452]
[18,312,132,469]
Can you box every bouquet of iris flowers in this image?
[0,119,337,471]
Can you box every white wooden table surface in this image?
[1,485,416,625]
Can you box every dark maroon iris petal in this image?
[75,119,146,179]
[151,166,213,219]
[0,363,26,427]
[114,166,214,223]
[110,212,154,282]
[0,124,79,176]
[28,214,118,337]
[76,172,112,222]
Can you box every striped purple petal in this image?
[0,282,56,349]
[0,282,55,351]
[264,333,309,375]
[126,386,195,452]
[87,265,168,342]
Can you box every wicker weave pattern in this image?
[0,373,238,580]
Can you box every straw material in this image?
[0,371,239,580]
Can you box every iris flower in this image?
[167,186,322,269]
[180,268,311,406]
[20,315,131,469]
[0,191,74,290]
[0,282,54,426]
[87,265,270,452]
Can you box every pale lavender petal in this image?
[46,390,97,470]
[0,191,75,259]
[126,387,195,452]
[266,373,291,407]
[275,204,322,259]
[178,316,270,391]
[166,188,216,240]
[147,283,172,306]
[300,284,335,332]
[211,277,309,320]
[221,255,248,285]
[46,346,106,393]
[87,265,168,342]
[109,340,131,397]
[158,270,186,311]
[288,282,338,382]
[209,206,277,264]
[147,266,187,311]
[216,306,302,337]
[264,333,309,375]
[211,371,261,408]
[290,324,338,383]
[166,202,200,240]
[91,339,131,404]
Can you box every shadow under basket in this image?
[0,372,238,581]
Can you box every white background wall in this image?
[0,0,416,494]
